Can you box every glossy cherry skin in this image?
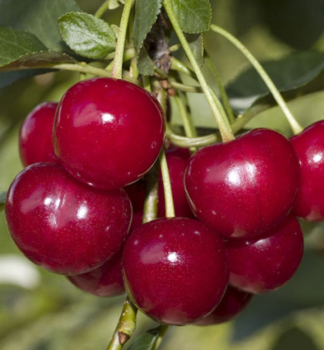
[54,78,165,190]
[19,102,58,166]
[158,147,194,218]
[5,163,132,275]
[291,121,324,221]
[122,217,229,325]
[67,248,124,297]
[226,215,304,294]
[185,128,300,238]
[195,286,253,325]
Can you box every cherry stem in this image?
[159,149,175,218]
[205,51,235,123]
[109,0,134,78]
[210,24,303,135]
[106,297,137,350]
[143,164,159,224]
[152,325,169,350]
[163,0,234,143]
[166,102,270,148]
[95,0,110,18]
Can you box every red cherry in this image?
[158,147,194,218]
[54,78,165,190]
[122,217,229,325]
[226,215,304,294]
[67,248,124,297]
[125,179,146,212]
[19,102,58,166]
[291,120,324,221]
[184,128,300,238]
[195,286,253,325]
[5,163,132,275]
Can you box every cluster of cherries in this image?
[4,77,324,327]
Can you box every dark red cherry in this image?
[226,215,304,294]
[5,163,132,275]
[122,217,229,325]
[125,179,146,212]
[67,248,124,297]
[291,120,324,221]
[185,128,300,238]
[19,102,58,166]
[54,78,165,190]
[158,147,194,218]
[195,286,253,325]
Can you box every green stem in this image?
[109,0,134,78]
[170,81,202,93]
[142,165,159,224]
[152,325,169,350]
[106,297,137,350]
[170,57,196,80]
[95,0,110,18]
[210,24,303,135]
[163,0,234,142]
[205,51,235,123]
[173,90,196,138]
[143,75,152,93]
[159,150,175,218]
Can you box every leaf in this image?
[186,33,204,67]
[0,70,51,89]
[59,12,116,59]
[169,0,212,33]
[137,47,155,76]
[0,26,75,73]
[128,326,161,350]
[226,51,324,112]
[271,327,319,350]
[0,191,6,211]
[232,250,324,341]
[133,0,162,52]
[0,0,82,53]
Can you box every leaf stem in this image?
[205,51,235,123]
[210,24,303,135]
[95,0,110,18]
[159,150,175,218]
[106,297,137,350]
[109,0,134,78]
[162,0,234,142]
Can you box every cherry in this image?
[194,286,253,325]
[157,147,194,218]
[5,163,132,275]
[184,128,300,238]
[226,215,304,294]
[53,78,165,190]
[67,248,124,297]
[19,102,58,167]
[125,179,146,212]
[291,120,324,221]
[122,217,229,325]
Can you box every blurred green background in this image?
[2,0,324,349]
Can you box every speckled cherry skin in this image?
[226,215,304,294]
[19,102,58,167]
[5,163,132,275]
[184,128,300,238]
[122,217,229,325]
[195,286,253,325]
[54,78,165,190]
[291,121,324,221]
[67,248,124,297]
[158,147,194,218]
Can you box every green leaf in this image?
[170,0,212,33]
[0,26,75,73]
[226,51,324,112]
[137,47,155,76]
[128,326,161,350]
[133,0,162,52]
[0,191,6,211]
[186,33,204,67]
[0,0,82,53]
[59,12,116,59]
